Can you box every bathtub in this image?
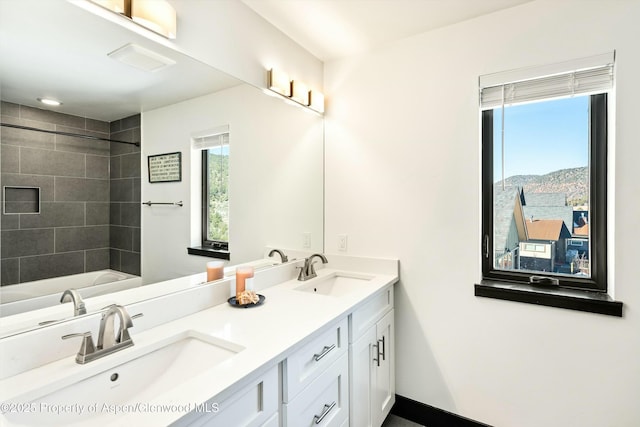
[0,270,142,317]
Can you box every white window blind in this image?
[193,132,229,150]
[480,52,614,110]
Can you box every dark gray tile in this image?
[86,249,110,272]
[132,228,140,253]
[20,105,85,128]
[55,177,109,202]
[132,178,141,202]
[110,226,132,251]
[109,248,121,270]
[1,258,19,285]
[109,119,122,134]
[1,214,19,230]
[120,203,140,227]
[1,145,19,173]
[86,202,110,225]
[110,156,121,179]
[121,114,141,130]
[110,179,132,202]
[0,116,55,149]
[20,252,84,282]
[20,147,85,177]
[110,202,121,225]
[1,174,54,201]
[1,101,20,118]
[110,129,140,155]
[86,155,109,179]
[121,153,140,178]
[55,127,110,156]
[55,226,109,252]
[20,202,84,229]
[4,201,38,214]
[1,229,54,258]
[86,118,109,133]
[120,251,140,276]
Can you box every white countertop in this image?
[0,257,398,427]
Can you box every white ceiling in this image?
[242,0,532,61]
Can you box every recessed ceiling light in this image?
[37,98,62,106]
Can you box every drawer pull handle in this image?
[313,344,336,361]
[313,401,336,424]
[378,336,386,361]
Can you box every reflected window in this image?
[199,133,229,250]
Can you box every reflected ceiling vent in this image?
[108,43,175,72]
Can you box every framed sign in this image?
[148,152,182,183]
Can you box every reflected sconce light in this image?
[89,0,177,39]
[267,68,324,114]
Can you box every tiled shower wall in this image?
[0,102,141,285]
[109,116,141,276]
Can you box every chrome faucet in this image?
[268,248,288,263]
[297,253,328,281]
[60,289,86,316]
[62,305,142,364]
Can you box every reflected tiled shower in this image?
[0,101,141,285]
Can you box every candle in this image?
[235,265,254,298]
[206,261,225,282]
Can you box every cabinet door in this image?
[349,325,376,427]
[373,309,395,427]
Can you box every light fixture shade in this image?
[309,91,325,113]
[132,0,177,39]
[291,81,310,106]
[90,0,126,14]
[268,69,291,97]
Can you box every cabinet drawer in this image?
[350,285,393,343]
[283,352,349,427]
[284,317,348,402]
[178,365,278,427]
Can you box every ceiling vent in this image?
[108,43,175,72]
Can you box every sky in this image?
[493,95,589,182]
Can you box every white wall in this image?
[324,1,640,426]
[168,0,323,92]
[142,84,323,284]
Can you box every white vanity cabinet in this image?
[283,317,350,426]
[176,364,279,427]
[349,285,395,427]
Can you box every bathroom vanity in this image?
[0,254,398,427]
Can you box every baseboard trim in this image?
[391,395,493,427]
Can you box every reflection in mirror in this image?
[0,0,323,337]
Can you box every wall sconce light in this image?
[267,69,324,114]
[268,68,291,97]
[309,91,325,113]
[89,0,176,39]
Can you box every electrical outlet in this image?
[337,234,348,251]
[302,232,311,249]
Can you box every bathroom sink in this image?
[295,272,374,297]
[4,330,244,426]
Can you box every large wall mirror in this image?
[0,0,323,336]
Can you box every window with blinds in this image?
[196,132,230,250]
[480,53,613,291]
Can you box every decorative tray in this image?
[227,294,265,308]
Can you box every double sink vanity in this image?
[0,254,398,427]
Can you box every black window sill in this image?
[475,280,623,317]
[187,246,230,260]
